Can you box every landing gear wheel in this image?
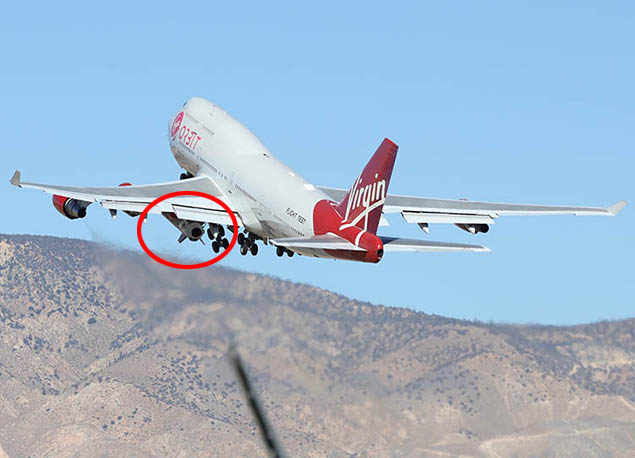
[222,238,229,249]
[237,233,245,245]
[276,246,285,257]
[212,241,219,253]
[250,244,258,256]
[286,249,294,258]
[180,172,188,180]
[217,226,225,238]
[207,227,215,240]
[240,244,249,255]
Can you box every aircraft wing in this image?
[318,186,626,227]
[273,234,489,253]
[379,236,490,253]
[10,170,241,226]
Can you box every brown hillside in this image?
[0,234,633,457]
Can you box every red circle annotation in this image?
[136,191,238,269]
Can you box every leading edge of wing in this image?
[380,236,491,253]
[316,186,626,217]
[10,170,223,202]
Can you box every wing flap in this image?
[383,195,621,217]
[173,206,235,225]
[380,236,490,253]
[101,201,163,213]
[401,211,495,225]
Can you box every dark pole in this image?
[228,345,286,458]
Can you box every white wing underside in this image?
[273,234,365,251]
[10,171,241,226]
[273,234,489,253]
[379,236,490,252]
[318,186,626,226]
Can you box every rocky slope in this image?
[0,234,633,457]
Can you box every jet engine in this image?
[163,212,204,242]
[455,223,489,234]
[52,195,90,219]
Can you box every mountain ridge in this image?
[0,234,633,456]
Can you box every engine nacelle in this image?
[163,212,204,241]
[52,195,89,220]
[455,223,489,234]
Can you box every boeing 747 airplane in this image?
[10,97,626,263]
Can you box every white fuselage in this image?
[168,97,329,241]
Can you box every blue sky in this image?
[1,2,632,324]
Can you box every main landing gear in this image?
[208,225,260,257]
[207,223,295,259]
[275,246,294,257]
[208,224,230,253]
[237,231,259,256]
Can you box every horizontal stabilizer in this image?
[272,234,364,251]
[273,234,489,254]
[380,236,490,253]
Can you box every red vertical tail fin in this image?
[335,138,398,235]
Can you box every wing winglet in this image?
[608,200,627,216]
[10,170,21,187]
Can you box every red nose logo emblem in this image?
[171,112,184,138]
